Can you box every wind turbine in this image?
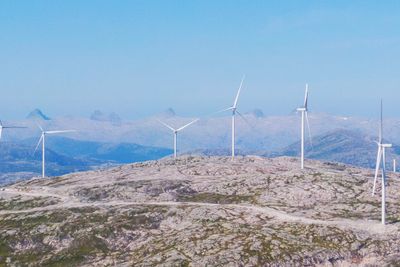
[216,76,245,160]
[34,125,76,178]
[0,120,26,141]
[372,100,392,225]
[296,84,312,169]
[158,118,199,159]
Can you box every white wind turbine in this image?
[34,125,76,178]
[216,76,245,160]
[158,118,199,159]
[372,100,392,225]
[0,120,26,141]
[296,84,312,169]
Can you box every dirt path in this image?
[0,187,392,235]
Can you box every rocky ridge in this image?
[0,156,400,266]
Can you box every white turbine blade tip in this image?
[213,107,234,116]
[36,123,44,132]
[157,120,176,131]
[304,84,309,109]
[45,130,76,134]
[177,118,199,131]
[34,135,43,154]
[233,76,245,108]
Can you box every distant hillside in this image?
[42,136,173,163]
[267,129,400,169]
[0,138,173,185]
[0,142,91,184]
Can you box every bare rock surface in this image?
[0,156,400,266]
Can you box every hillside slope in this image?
[0,138,173,185]
[268,129,400,169]
[0,142,91,184]
[0,156,400,266]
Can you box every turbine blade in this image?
[36,123,44,132]
[305,111,313,150]
[379,99,383,143]
[177,118,199,132]
[0,127,2,140]
[3,126,27,129]
[304,84,309,109]
[157,119,176,132]
[34,135,43,154]
[219,107,235,113]
[233,75,245,108]
[210,107,234,116]
[382,147,387,188]
[236,111,254,129]
[45,130,76,134]
[372,146,382,195]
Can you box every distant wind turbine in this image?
[296,84,312,169]
[0,120,26,141]
[372,100,392,225]
[215,76,245,160]
[158,118,199,159]
[34,125,76,178]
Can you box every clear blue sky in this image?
[1,1,399,120]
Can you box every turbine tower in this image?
[158,118,199,159]
[0,120,26,141]
[372,100,392,225]
[216,76,245,160]
[34,125,75,178]
[296,84,312,169]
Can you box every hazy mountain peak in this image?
[248,108,264,118]
[26,109,51,120]
[162,108,176,117]
[90,110,105,121]
[90,110,121,125]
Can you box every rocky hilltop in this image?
[1,156,400,266]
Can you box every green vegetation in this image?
[0,196,59,211]
[0,205,173,266]
[177,192,255,204]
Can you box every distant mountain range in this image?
[5,108,396,152]
[2,108,400,184]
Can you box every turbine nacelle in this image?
[158,118,199,133]
[158,118,199,159]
